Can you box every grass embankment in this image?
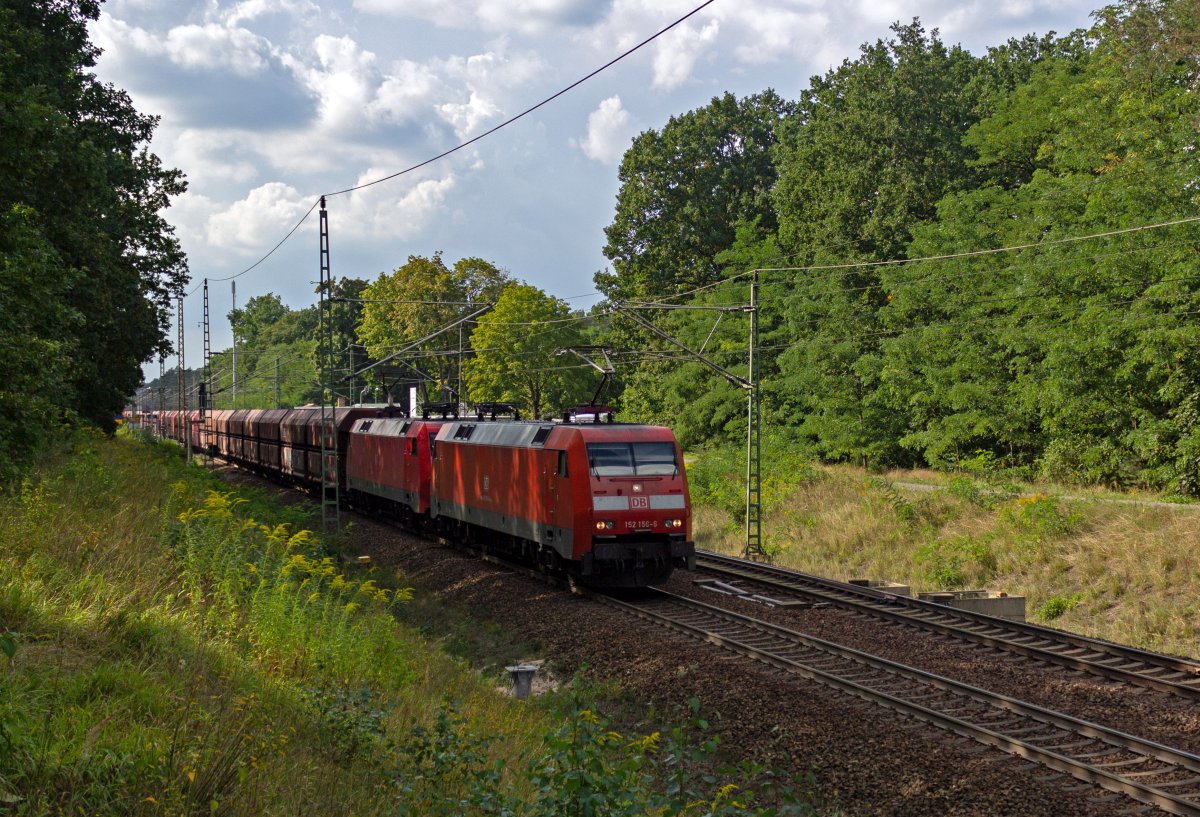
[690,444,1199,658]
[0,430,819,816]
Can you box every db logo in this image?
[630,495,650,509]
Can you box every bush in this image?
[914,535,997,589]
[393,700,817,817]
[688,438,821,523]
[999,494,1082,541]
[1036,593,1084,621]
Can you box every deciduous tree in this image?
[465,284,591,419]
[0,0,187,480]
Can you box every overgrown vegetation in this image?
[692,439,1200,657]
[0,430,824,815]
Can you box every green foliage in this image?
[171,490,414,685]
[763,22,988,468]
[773,21,983,263]
[600,91,794,302]
[999,494,1082,540]
[597,91,793,428]
[593,2,1200,498]
[862,477,917,524]
[0,432,443,814]
[914,535,997,588]
[300,683,392,759]
[359,253,509,404]
[394,700,817,817]
[939,476,1000,510]
[465,283,593,419]
[0,0,187,465]
[688,439,820,525]
[886,0,1200,492]
[0,204,81,486]
[1036,592,1084,621]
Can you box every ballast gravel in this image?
[349,516,1173,817]
[215,467,1185,816]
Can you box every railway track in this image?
[696,551,1200,700]
[591,587,1200,816]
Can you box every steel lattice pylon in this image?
[318,197,340,534]
[611,281,766,561]
[158,355,166,438]
[742,271,765,560]
[202,279,213,464]
[177,295,190,462]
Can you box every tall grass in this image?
[0,430,824,815]
[690,443,1200,658]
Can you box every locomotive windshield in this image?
[587,442,678,476]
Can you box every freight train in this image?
[142,406,695,587]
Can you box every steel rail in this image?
[590,587,1200,816]
[696,551,1200,699]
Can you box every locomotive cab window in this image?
[587,442,678,476]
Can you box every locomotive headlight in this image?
[595,520,614,530]
[666,518,683,528]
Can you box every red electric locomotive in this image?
[345,417,447,522]
[429,420,694,587]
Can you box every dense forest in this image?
[597,1,1200,495]
[0,0,186,482]
[7,0,1200,498]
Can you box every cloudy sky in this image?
[89,0,1098,374]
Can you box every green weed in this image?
[914,535,997,589]
[863,477,917,524]
[940,475,996,509]
[1000,494,1083,541]
[393,699,818,817]
[1036,593,1084,621]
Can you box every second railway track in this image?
[592,587,1200,817]
[695,551,1200,700]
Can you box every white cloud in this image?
[433,48,545,137]
[164,23,274,75]
[92,15,277,77]
[167,128,260,184]
[476,0,608,33]
[206,182,310,250]
[162,189,221,254]
[651,19,719,90]
[354,0,604,32]
[714,2,829,65]
[92,16,161,58]
[223,0,320,27]
[285,34,379,129]
[371,59,443,124]
[282,33,544,138]
[577,95,632,163]
[354,0,473,27]
[339,172,458,240]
